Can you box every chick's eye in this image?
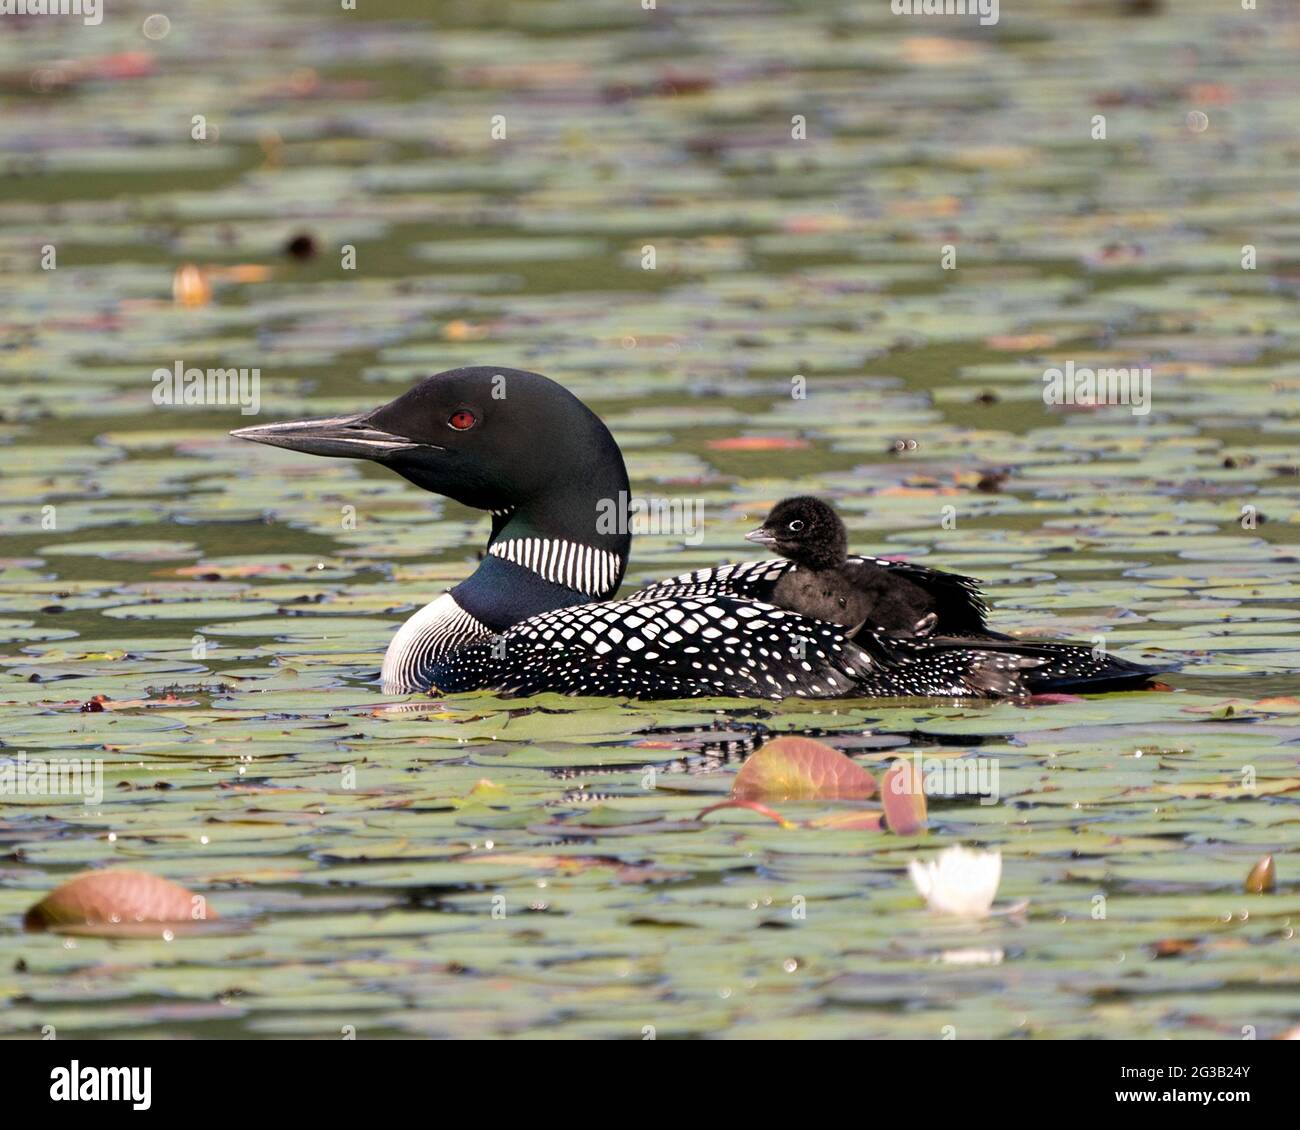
[448,409,477,431]
[789,520,804,532]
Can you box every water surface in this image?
[1,0,1298,1038]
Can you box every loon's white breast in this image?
[381,593,491,693]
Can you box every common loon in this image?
[231,367,1165,701]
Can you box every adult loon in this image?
[231,367,1164,700]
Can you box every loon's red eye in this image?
[448,409,477,431]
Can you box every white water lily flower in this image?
[908,845,1002,918]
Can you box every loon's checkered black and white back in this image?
[630,556,991,636]
[425,594,1038,700]
[624,556,1163,692]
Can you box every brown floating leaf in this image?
[172,264,211,307]
[881,759,928,836]
[24,869,215,937]
[732,736,877,802]
[442,319,490,341]
[706,436,809,452]
[208,264,271,284]
[1245,854,1276,894]
[985,333,1058,351]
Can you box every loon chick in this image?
[231,366,1167,701]
[745,495,943,637]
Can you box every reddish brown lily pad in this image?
[732,736,877,802]
[1245,855,1276,894]
[706,436,810,452]
[24,869,216,937]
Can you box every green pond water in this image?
[1,0,1298,1038]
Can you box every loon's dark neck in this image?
[449,468,632,631]
[380,440,632,692]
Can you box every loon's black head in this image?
[746,496,848,570]
[231,366,631,557]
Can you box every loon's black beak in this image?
[230,414,443,460]
[745,526,777,547]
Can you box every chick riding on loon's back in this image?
[231,366,1164,700]
[744,495,946,638]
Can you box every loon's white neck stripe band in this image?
[489,537,620,597]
